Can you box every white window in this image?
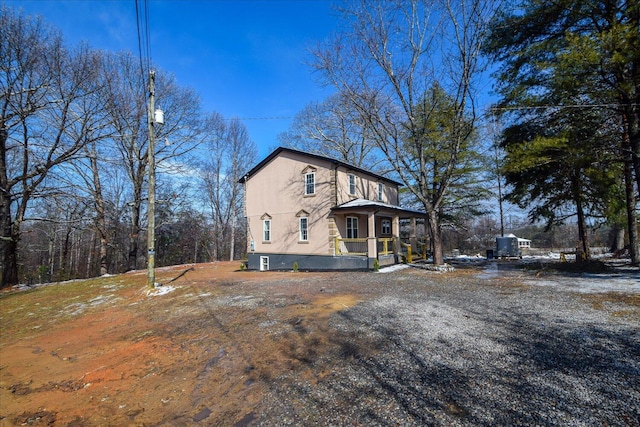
[381,219,391,235]
[263,219,271,242]
[346,217,358,239]
[299,217,309,241]
[349,174,357,195]
[378,183,384,201]
[260,256,269,271]
[305,172,315,195]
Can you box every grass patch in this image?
[0,275,142,342]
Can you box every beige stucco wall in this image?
[244,150,400,256]
[245,151,334,255]
[334,167,399,206]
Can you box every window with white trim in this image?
[299,217,309,241]
[305,172,315,195]
[378,183,384,201]
[263,219,271,242]
[260,256,270,271]
[349,174,357,195]
[381,219,391,235]
[346,216,358,239]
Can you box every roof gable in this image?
[238,146,402,186]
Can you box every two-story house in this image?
[239,147,425,270]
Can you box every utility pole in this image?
[147,70,157,288]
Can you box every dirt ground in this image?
[0,263,369,426]
[1,261,638,426]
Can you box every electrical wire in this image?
[487,103,640,114]
[135,0,152,85]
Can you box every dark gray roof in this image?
[238,146,403,186]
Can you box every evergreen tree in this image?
[484,0,639,264]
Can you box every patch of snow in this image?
[411,262,456,272]
[215,295,263,308]
[146,284,176,296]
[377,264,410,273]
[523,273,640,294]
[88,294,116,306]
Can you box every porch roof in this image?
[331,198,426,218]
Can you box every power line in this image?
[135,0,151,84]
[225,116,294,121]
[487,103,639,113]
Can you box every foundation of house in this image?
[247,253,400,271]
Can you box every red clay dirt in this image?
[0,262,362,426]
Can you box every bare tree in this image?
[201,115,257,261]
[100,51,204,271]
[200,112,226,261]
[278,92,384,171]
[311,0,498,264]
[225,119,257,261]
[1,7,105,287]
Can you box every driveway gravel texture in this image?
[255,265,639,426]
[1,261,638,426]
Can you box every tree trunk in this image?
[624,154,639,265]
[128,200,141,271]
[0,129,18,288]
[1,228,19,288]
[575,197,590,263]
[61,227,72,279]
[573,174,590,262]
[622,118,639,265]
[229,214,236,262]
[48,234,55,280]
[99,236,108,276]
[610,225,625,253]
[88,149,109,276]
[86,230,94,277]
[427,209,444,265]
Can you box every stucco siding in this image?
[335,167,398,205]
[245,151,333,256]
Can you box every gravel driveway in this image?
[253,264,640,426]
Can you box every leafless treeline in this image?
[1,7,256,286]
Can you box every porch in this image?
[334,237,398,256]
[330,199,427,267]
[334,237,429,264]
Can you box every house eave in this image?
[238,146,403,187]
[331,198,426,219]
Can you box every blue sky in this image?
[6,0,340,157]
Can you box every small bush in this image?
[293,261,299,272]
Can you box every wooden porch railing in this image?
[335,237,398,256]
[377,237,396,255]
[335,238,368,255]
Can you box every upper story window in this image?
[378,183,384,201]
[305,172,315,195]
[349,174,357,195]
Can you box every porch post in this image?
[409,217,417,255]
[393,215,401,255]
[367,212,377,268]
